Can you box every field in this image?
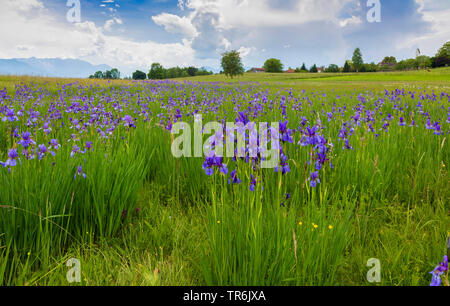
[0,69,449,286]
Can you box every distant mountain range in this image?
[0,58,111,78]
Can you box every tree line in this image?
[220,41,450,77]
[132,63,213,80]
[89,64,213,80]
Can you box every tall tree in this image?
[263,58,284,73]
[436,41,450,58]
[148,63,166,80]
[309,64,318,73]
[343,61,351,73]
[434,41,450,67]
[93,71,104,79]
[110,68,120,79]
[132,70,147,80]
[352,48,364,72]
[221,50,244,78]
[327,64,340,73]
[187,66,198,77]
[300,63,307,71]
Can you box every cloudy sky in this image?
[0,0,449,75]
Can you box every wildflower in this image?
[1,148,19,168]
[85,141,93,151]
[37,144,55,160]
[298,222,303,226]
[70,144,85,158]
[328,225,333,230]
[429,255,448,286]
[49,139,60,150]
[308,171,320,188]
[123,114,136,128]
[19,131,35,149]
[228,169,241,184]
[42,122,52,134]
[2,108,18,122]
[74,165,86,179]
[249,175,256,192]
[343,138,353,151]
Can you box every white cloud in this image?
[339,16,362,27]
[152,0,360,61]
[237,46,256,58]
[185,0,357,29]
[177,0,185,11]
[13,0,43,11]
[152,13,198,38]
[0,0,195,74]
[396,0,450,56]
[104,17,123,31]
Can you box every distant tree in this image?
[326,64,340,73]
[104,70,113,79]
[221,50,244,78]
[416,55,432,69]
[301,63,307,71]
[309,64,318,73]
[109,68,120,79]
[187,66,198,77]
[396,58,418,70]
[343,61,351,73]
[433,41,450,67]
[263,58,284,73]
[433,56,450,68]
[196,68,212,76]
[364,62,379,72]
[93,71,104,79]
[381,56,397,65]
[132,70,147,80]
[352,48,364,72]
[148,63,166,80]
[436,41,450,58]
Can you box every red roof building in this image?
[249,68,265,73]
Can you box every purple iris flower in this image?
[2,108,18,122]
[429,255,448,286]
[49,139,60,150]
[70,144,85,158]
[123,115,136,128]
[0,148,19,167]
[37,144,47,160]
[343,139,353,151]
[308,171,320,188]
[19,131,35,149]
[249,175,256,192]
[74,165,86,179]
[42,122,52,134]
[85,141,93,151]
[228,169,241,185]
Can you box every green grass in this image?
[176,67,450,87]
[0,71,449,286]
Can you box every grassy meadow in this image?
[0,69,449,286]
